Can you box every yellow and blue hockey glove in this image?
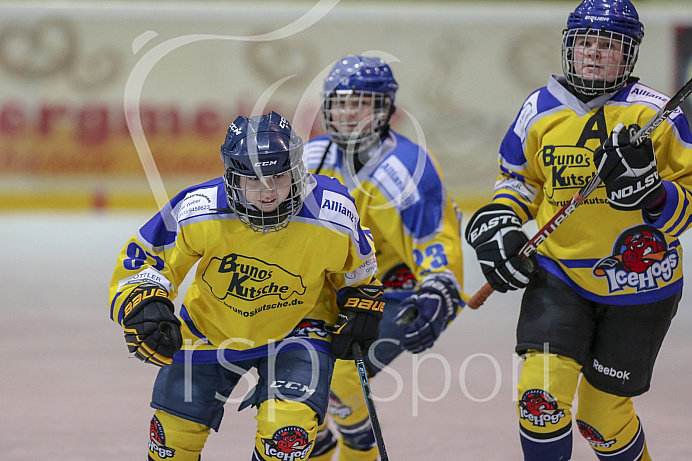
[396,274,461,354]
[122,285,182,367]
[594,122,663,211]
[465,203,537,293]
[329,285,384,360]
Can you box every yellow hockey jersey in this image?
[303,131,464,300]
[109,174,379,363]
[494,75,692,304]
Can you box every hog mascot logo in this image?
[328,391,353,419]
[262,426,313,460]
[381,262,418,291]
[593,225,678,293]
[577,420,616,448]
[149,416,175,459]
[518,389,566,427]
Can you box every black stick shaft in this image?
[352,343,389,460]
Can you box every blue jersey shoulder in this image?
[303,135,333,171]
[139,177,226,248]
[501,86,562,169]
[613,82,692,144]
[299,173,356,220]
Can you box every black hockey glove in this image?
[465,203,537,293]
[122,285,182,367]
[329,285,384,360]
[396,274,461,354]
[594,122,663,211]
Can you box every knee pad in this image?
[255,400,318,460]
[328,360,369,427]
[517,352,581,460]
[576,378,650,460]
[148,410,209,461]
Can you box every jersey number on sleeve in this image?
[123,242,165,271]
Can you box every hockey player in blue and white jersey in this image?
[109,111,384,461]
[304,55,466,460]
[465,1,692,460]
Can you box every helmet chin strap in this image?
[569,74,633,99]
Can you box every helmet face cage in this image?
[223,161,307,233]
[561,0,644,97]
[220,111,307,233]
[321,55,398,155]
[562,28,639,96]
[321,89,393,155]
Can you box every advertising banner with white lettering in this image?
[0,3,689,211]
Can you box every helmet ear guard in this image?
[220,111,307,233]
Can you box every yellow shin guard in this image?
[255,400,319,460]
[148,410,210,461]
[576,378,650,460]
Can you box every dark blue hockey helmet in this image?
[567,0,643,41]
[220,111,307,233]
[562,0,644,96]
[323,55,398,104]
[321,55,398,155]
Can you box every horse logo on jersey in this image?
[149,415,175,459]
[261,426,313,460]
[577,420,616,448]
[592,225,679,293]
[518,389,566,427]
[202,253,306,306]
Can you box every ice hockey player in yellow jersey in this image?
[109,111,384,461]
[304,55,465,461]
[465,1,692,460]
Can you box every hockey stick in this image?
[352,342,390,460]
[468,76,692,310]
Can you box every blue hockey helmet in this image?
[567,0,643,41]
[562,0,644,96]
[220,111,307,233]
[321,55,398,155]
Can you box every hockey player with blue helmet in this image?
[465,1,692,460]
[305,55,466,460]
[109,111,385,460]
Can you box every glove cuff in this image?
[420,273,460,297]
[123,284,173,322]
[419,273,462,312]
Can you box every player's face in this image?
[571,33,626,83]
[239,172,293,212]
[328,92,376,136]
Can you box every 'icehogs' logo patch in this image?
[149,415,175,459]
[592,225,679,293]
[262,426,313,460]
[518,389,566,427]
[577,420,616,448]
[328,391,353,419]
